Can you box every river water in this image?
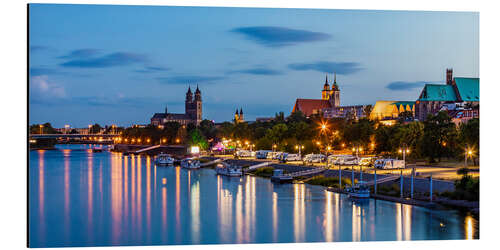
[28,144,478,247]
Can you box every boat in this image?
[155,153,175,165]
[215,163,242,177]
[345,181,370,199]
[180,158,201,169]
[92,148,103,153]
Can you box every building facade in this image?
[415,69,479,121]
[292,73,370,119]
[150,86,202,126]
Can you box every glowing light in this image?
[147,138,151,143]
[398,149,402,153]
[176,138,180,143]
[162,139,167,143]
[191,146,200,154]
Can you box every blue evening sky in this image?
[28,4,479,128]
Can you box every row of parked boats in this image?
[155,153,244,176]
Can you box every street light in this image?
[465,146,474,167]
[295,145,305,157]
[398,144,410,169]
[39,124,43,134]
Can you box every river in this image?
[28,144,478,247]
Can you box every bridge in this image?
[30,134,120,139]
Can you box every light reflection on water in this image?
[29,144,479,247]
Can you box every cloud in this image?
[288,61,363,74]
[228,67,283,76]
[135,66,171,73]
[58,49,100,59]
[29,75,67,104]
[60,52,148,68]
[386,81,437,91]
[30,67,59,76]
[157,75,225,84]
[230,26,331,47]
[30,45,51,53]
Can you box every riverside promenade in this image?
[202,156,478,215]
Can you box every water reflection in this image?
[465,215,474,240]
[272,192,278,242]
[37,150,45,241]
[190,173,200,243]
[29,145,478,247]
[324,191,333,242]
[293,184,306,242]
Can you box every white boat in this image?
[215,163,242,177]
[345,181,370,199]
[155,153,174,165]
[181,158,201,169]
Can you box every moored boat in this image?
[345,181,370,199]
[180,158,201,169]
[155,153,175,165]
[215,163,242,177]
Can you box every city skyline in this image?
[29,4,479,127]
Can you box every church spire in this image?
[334,72,336,84]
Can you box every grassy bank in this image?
[304,175,353,189]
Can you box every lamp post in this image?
[465,146,473,168]
[398,144,410,169]
[39,124,43,135]
[295,144,304,157]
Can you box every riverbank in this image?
[206,157,479,216]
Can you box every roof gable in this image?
[293,99,332,116]
[454,77,479,102]
[418,84,457,101]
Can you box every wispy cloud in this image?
[135,66,171,73]
[230,26,331,47]
[29,75,67,105]
[157,75,225,84]
[60,52,148,68]
[228,67,283,76]
[58,49,100,59]
[386,81,438,91]
[30,67,59,76]
[288,61,363,74]
[30,45,51,53]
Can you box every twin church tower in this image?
[321,73,340,107]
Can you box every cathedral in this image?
[150,86,203,126]
[292,73,369,119]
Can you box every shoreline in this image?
[211,157,479,216]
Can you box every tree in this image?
[199,119,217,139]
[342,118,375,148]
[29,123,59,134]
[266,123,288,145]
[89,123,102,134]
[288,110,307,123]
[187,129,208,150]
[374,124,397,154]
[420,111,458,162]
[391,121,424,159]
